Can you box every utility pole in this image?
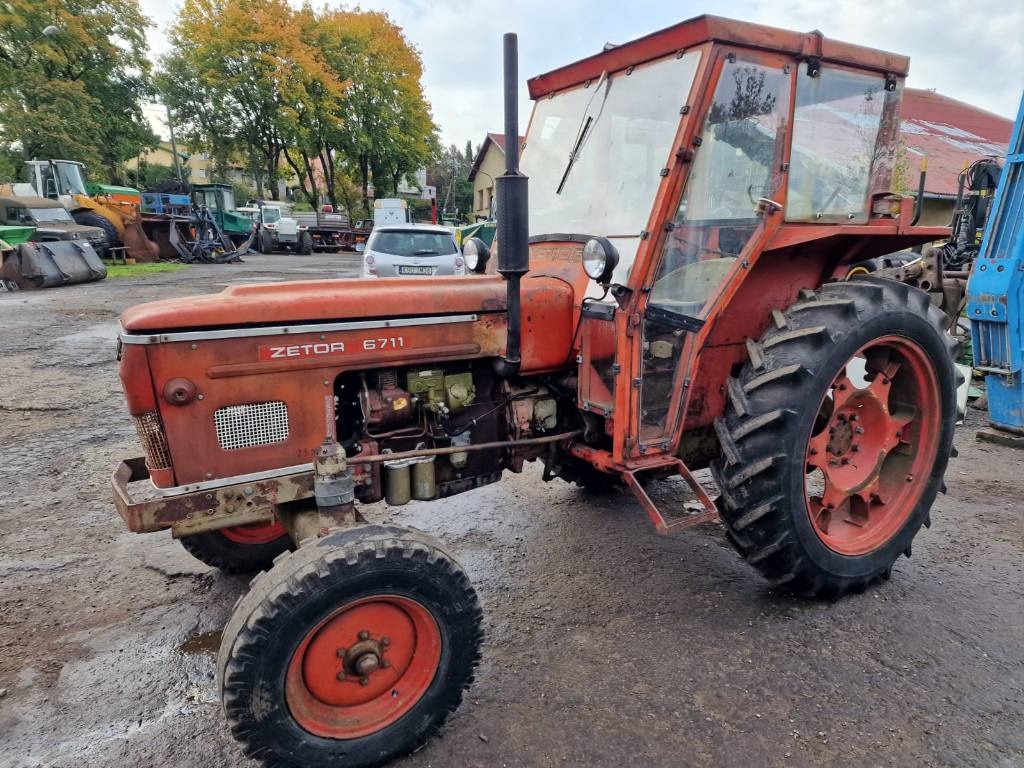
[165,103,184,185]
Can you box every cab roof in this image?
[0,194,62,209]
[527,14,910,99]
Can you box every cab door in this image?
[630,51,795,453]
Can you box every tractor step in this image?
[623,458,718,534]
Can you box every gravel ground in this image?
[0,253,1021,768]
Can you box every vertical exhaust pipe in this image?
[494,32,529,379]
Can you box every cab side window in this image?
[785,65,898,222]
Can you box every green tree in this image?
[161,0,342,198]
[314,10,439,207]
[0,0,157,181]
[431,142,475,221]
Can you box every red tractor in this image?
[112,16,959,767]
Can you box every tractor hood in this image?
[119,274,577,374]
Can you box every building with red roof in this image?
[899,88,1013,225]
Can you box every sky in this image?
[138,0,1024,147]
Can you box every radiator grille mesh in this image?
[215,401,289,450]
[133,411,172,469]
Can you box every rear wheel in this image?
[219,524,482,768]
[180,520,291,573]
[711,278,958,597]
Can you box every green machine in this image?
[0,225,36,247]
[455,220,495,249]
[191,184,253,246]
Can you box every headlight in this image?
[582,237,619,283]
[462,237,490,274]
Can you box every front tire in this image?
[711,279,958,597]
[298,231,313,255]
[219,524,483,768]
[73,211,119,256]
[258,229,274,254]
[179,520,291,573]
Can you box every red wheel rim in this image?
[804,335,941,556]
[220,519,286,545]
[285,595,441,739]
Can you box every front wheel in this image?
[258,229,274,254]
[73,211,119,256]
[711,278,958,598]
[179,519,292,573]
[218,524,482,768]
[298,231,313,255]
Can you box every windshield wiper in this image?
[555,71,610,195]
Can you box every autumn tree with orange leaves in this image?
[160,0,438,209]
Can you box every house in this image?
[124,141,254,185]
[468,133,525,221]
[899,89,1013,226]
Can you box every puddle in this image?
[179,630,222,655]
[54,320,121,345]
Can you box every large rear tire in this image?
[180,520,292,573]
[711,278,958,598]
[219,524,482,768]
[298,231,313,255]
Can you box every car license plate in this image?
[398,266,433,275]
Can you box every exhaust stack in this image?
[494,32,529,378]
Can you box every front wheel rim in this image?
[285,595,442,739]
[804,335,942,556]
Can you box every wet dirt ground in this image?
[0,253,1021,768]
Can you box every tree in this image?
[431,142,475,221]
[161,0,343,199]
[0,0,157,181]
[157,3,439,211]
[313,10,439,209]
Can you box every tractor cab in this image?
[505,15,947,462]
[22,159,88,209]
[22,160,141,208]
[191,183,253,245]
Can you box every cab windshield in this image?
[54,162,87,196]
[521,50,701,283]
[30,207,73,223]
[261,207,281,224]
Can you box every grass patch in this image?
[104,262,190,279]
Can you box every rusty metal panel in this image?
[112,458,313,536]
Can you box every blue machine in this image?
[967,91,1024,433]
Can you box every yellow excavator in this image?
[10,159,159,262]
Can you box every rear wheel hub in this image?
[805,336,941,556]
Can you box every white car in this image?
[361,224,464,278]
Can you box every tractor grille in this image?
[133,411,172,470]
[215,401,289,451]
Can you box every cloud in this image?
[138,0,1023,149]
[744,0,1023,118]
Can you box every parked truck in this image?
[373,197,411,227]
[290,208,371,252]
[111,18,963,768]
[239,202,313,254]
